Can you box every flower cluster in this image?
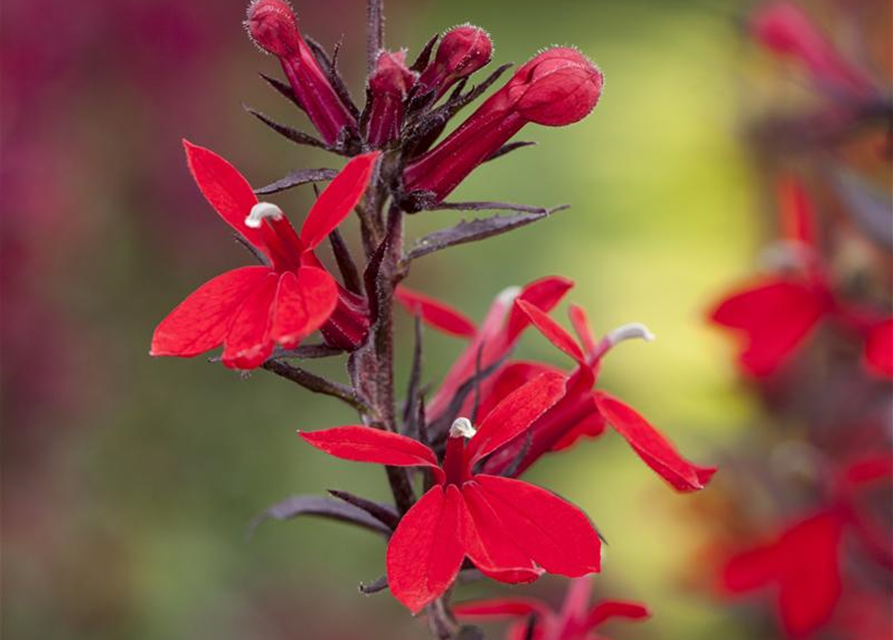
[703,2,892,639]
[151,1,713,638]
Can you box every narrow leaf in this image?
[246,495,390,540]
[244,106,332,151]
[407,207,567,262]
[485,141,537,163]
[254,168,339,195]
[328,489,400,529]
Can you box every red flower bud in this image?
[246,0,357,146]
[418,25,493,99]
[404,47,602,206]
[751,2,873,97]
[366,50,417,148]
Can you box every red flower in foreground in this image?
[487,301,717,490]
[455,577,649,640]
[709,177,893,379]
[398,281,715,489]
[151,142,378,369]
[300,373,602,613]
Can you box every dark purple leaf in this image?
[254,168,339,195]
[246,495,391,541]
[328,489,400,529]
[407,205,568,262]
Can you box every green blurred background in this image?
[4,0,765,638]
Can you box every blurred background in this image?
[3,1,890,639]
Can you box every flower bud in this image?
[404,47,602,207]
[366,50,416,148]
[418,25,493,99]
[246,0,357,146]
[751,2,873,97]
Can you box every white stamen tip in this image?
[606,322,656,346]
[497,286,522,305]
[449,417,477,439]
[245,202,284,228]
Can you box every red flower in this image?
[404,47,603,206]
[300,373,602,613]
[455,577,649,640]
[720,457,893,638]
[151,142,378,369]
[485,301,717,491]
[721,509,846,638]
[709,178,893,379]
[246,0,357,145]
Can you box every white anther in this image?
[497,286,522,305]
[449,417,477,439]
[245,202,284,228]
[606,322,656,347]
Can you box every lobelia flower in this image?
[366,50,417,149]
[709,177,893,379]
[246,0,357,146]
[151,142,379,369]
[398,281,715,488]
[721,509,846,639]
[720,456,893,639]
[751,1,875,99]
[416,25,494,100]
[482,300,718,488]
[299,373,603,613]
[455,577,649,640]
[403,47,603,207]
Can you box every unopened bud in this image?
[366,50,416,148]
[418,25,493,99]
[510,48,603,126]
[245,0,358,146]
[246,0,300,57]
[404,47,602,206]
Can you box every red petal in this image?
[271,267,339,348]
[721,544,779,593]
[708,278,827,376]
[182,140,266,252]
[386,485,467,613]
[585,600,650,630]
[505,276,574,343]
[568,304,597,355]
[517,300,585,363]
[461,482,542,583]
[777,512,845,637]
[454,597,550,619]
[151,266,271,358]
[220,272,279,369]
[299,152,380,250]
[595,392,716,492]
[475,361,563,423]
[395,286,477,338]
[864,318,893,379]
[299,425,441,473]
[474,474,601,577]
[549,411,606,452]
[467,371,568,466]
